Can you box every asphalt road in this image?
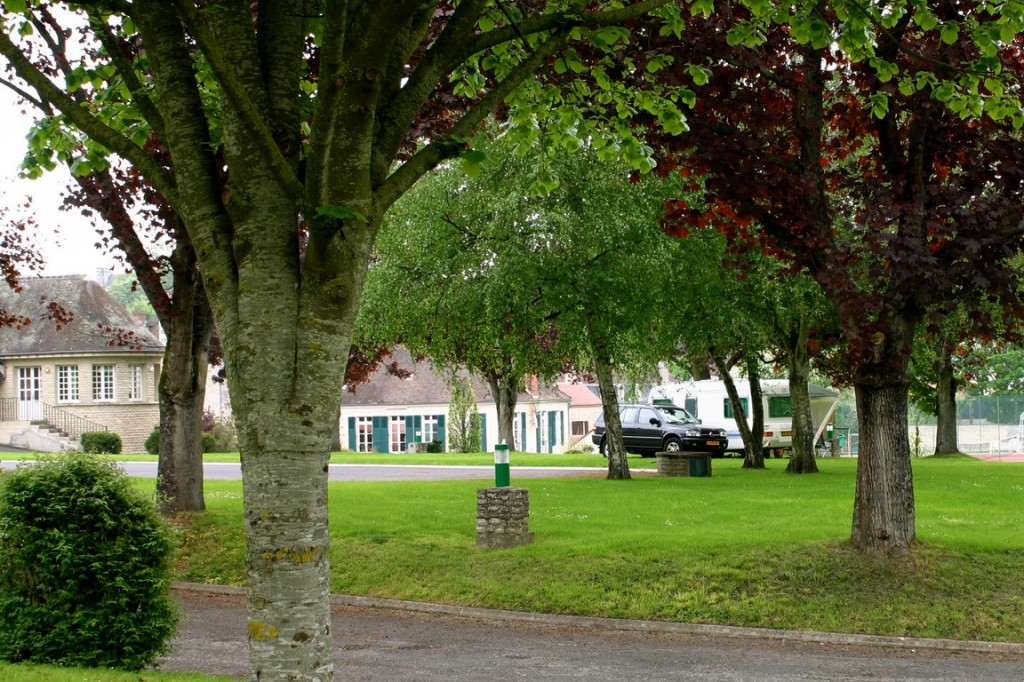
[0,459,608,481]
[164,584,1024,682]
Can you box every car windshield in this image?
[658,406,697,424]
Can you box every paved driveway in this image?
[0,460,610,482]
[164,584,1024,682]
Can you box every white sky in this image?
[1,88,118,279]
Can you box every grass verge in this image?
[173,456,1024,643]
[0,662,236,682]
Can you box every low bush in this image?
[79,431,122,454]
[425,439,444,453]
[146,429,218,454]
[0,455,178,670]
[145,428,160,455]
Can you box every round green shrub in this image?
[79,431,123,454]
[144,428,160,455]
[201,432,217,453]
[0,455,178,670]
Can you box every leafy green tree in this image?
[359,139,570,450]
[0,4,677,678]
[106,274,156,316]
[446,376,481,453]
[638,4,1024,555]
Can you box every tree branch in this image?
[377,30,570,214]
[85,10,166,140]
[171,0,303,204]
[0,28,180,209]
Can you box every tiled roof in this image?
[342,347,567,407]
[0,275,163,357]
[556,381,602,407]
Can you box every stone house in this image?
[0,275,163,453]
[340,347,571,454]
[556,381,603,450]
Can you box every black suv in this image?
[592,403,728,458]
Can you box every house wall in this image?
[564,406,603,450]
[0,354,162,453]
[340,399,571,454]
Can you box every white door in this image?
[17,366,43,421]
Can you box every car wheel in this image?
[599,437,608,458]
[663,436,682,452]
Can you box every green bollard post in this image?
[494,443,510,487]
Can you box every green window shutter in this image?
[372,416,389,453]
[478,412,487,452]
[519,413,526,451]
[548,412,557,453]
[436,414,446,449]
[406,415,421,443]
[347,417,356,451]
[535,414,541,454]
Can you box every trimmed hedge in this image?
[79,431,122,454]
[0,455,177,669]
[144,429,217,454]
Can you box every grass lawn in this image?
[173,455,1024,643]
[0,662,236,682]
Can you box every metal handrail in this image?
[0,398,107,441]
[39,403,108,441]
[0,398,17,422]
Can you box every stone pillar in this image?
[476,487,534,549]
[655,452,712,477]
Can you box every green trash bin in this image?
[688,454,710,477]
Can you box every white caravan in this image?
[649,379,840,455]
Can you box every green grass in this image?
[0,662,236,682]
[172,456,1024,643]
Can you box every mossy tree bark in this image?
[786,321,818,474]
[486,368,520,451]
[850,312,918,555]
[156,256,214,513]
[590,310,630,480]
[933,343,959,455]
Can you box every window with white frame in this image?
[356,417,374,452]
[128,364,144,401]
[423,415,439,444]
[91,365,115,401]
[390,416,407,453]
[571,420,588,436]
[56,365,79,402]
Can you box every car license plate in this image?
[706,440,720,446]
[782,430,793,437]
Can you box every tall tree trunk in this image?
[850,313,918,555]
[235,407,335,682]
[156,265,214,513]
[713,350,766,468]
[588,309,630,480]
[746,357,765,468]
[786,322,818,474]
[487,369,519,450]
[934,343,959,455]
